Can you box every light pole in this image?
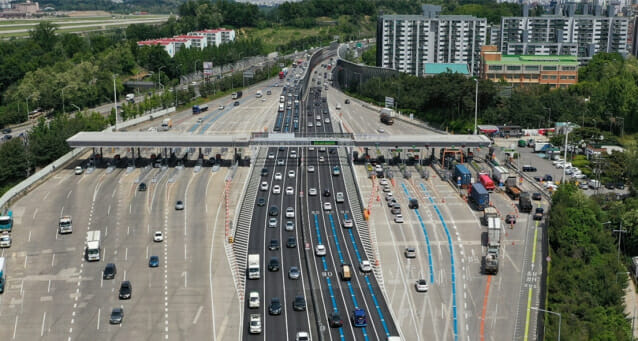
[113,74,118,130]
[562,122,570,184]
[158,66,166,90]
[194,59,200,80]
[531,306,561,341]
[603,221,627,263]
[474,78,479,135]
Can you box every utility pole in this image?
[113,74,118,131]
[613,221,627,264]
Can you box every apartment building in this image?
[497,4,630,64]
[137,28,232,58]
[187,28,236,47]
[480,45,579,88]
[376,5,487,76]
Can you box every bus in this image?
[478,173,495,192]
[352,308,367,327]
[0,212,12,232]
[0,257,5,293]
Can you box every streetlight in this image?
[194,59,200,80]
[561,122,571,184]
[530,306,561,341]
[112,74,118,130]
[474,78,479,135]
[158,66,166,90]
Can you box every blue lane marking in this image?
[328,214,368,340]
[419,183,459,341]
[400,183,435,284]
[313,213,345,340]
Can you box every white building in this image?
[376,5,487,76]
[188,28,236,47]
[136,29,230,58]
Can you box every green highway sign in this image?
[312,141,338,146]
[390,149,403,152]
[407,149,420,152]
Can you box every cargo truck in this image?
[483,212,502,275]
[478,173,495,192]
[58,216,73,234]
[505,176,522,200]
[380,108,395,125]
[470,183,490,210]
[232,91,243,100]
[519,192,533,212]
[0,211,12,232]
[483,206,499,226]
[192,104,209,114]
[248,254,260,279]
[492,166,509,185]
[534,142,552,153]
[454,164,472,187]
[161,118,172,131]
[85,230,101,261]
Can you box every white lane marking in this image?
[40,312,46,337]
[32,208,38,220]
[107,205,111,216]
[60,206,65,217]
[47,279,51,293]
[125,248,128,261]
[13,315,18,339]
[210,182,223,341]
[43,191,50,200]
[97,308,100,330]
[66,190,72,199]
[123,270,127,281]
[192,305,203,325]
[51,254,55,267]
[27,231,31,242]
[183,271,187,288]
[24,255,27,269]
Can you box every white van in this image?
[279,96,285,103]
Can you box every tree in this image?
[29,22,57,51]
[0,139,29,184]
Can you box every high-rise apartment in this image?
[376,5,487,76]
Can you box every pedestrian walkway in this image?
[624,273,638,338]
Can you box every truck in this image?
[519,192,533,213]
[483,211,502,275]
[161,118,172,131]
[479,173,495,192]
[125,93,135,103]
[0,211,12,232]
[232,91,243,100]
[534,142,552,153]
[588,179,601,189]
[469,183,490,211]
[247,254,260,279]
[192,104,209,114]
[492,166,509,185]
[0,257,5,293]
[483,206,499,226]
[58,216,72,234]
[85,230,101,261]
[454,164,472,187]
[380,108,395,125]
[505,176,522,200]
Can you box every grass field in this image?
[242,26,333,50]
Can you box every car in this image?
[336,104,341,110]
[543,174,553,182]
[579,182,589,190]
[103,263,117,280]
[532,192,542,200]
[332,166,340,176]
[387,198,398,208]
[319,147,326,152]
[249,291,260,308]
[522,165,537,172]
[2,128,11,134]
[286,186,294,195]
[296,331,310,341]
[415,279,429,292]
[533,176,542,182]
[269,206,279,216]
[218,105,225,110]
[324,202,332,211]
[119,280,132,299]
[269,297,282,315]
[286,236,297,248]
[345,99,351,104]
[272,185,281,194]
[286,207,295,218]
[404,247,416,258]
[573,173,587,179]
[505,214,516,225]
[149,255,159,267]
[315,244,326,256]
[274,172,282,180]
[153,231,164,242]
[266,90,272,95]
[109,307,124,324]
[329,310,344,327]
[616,182,625,189]
[394,214,404,223]
[307,122,313,127]
[74,166,83,175]
[260,181,269,191]
[285,220,294,231]
[268,152,275,159]
[319,156,325,162]
[324,118,331,124]
[288,266,301,280]
[269,239,280,251]
[261,168,269,177]
[323,188,331,197]
[534,207,544,221]
[175,200,184,210]
[408,198,419,209]
[277,159,285,166]
[343,219,353,228]
[288,170,296,178]
[268,217,278,228]
[309,188,317,196]
[293,295,306,311]
[336,192,344,203]
[308,165,315,173]
[249,314,262,334]
[289,150,297,158]
[360,260,372,272]
[383,185,391,193]
[385,193,394,201]
[605,183,615,190]
[138,183,147,191]
[268,257,280,271]
[234,101,240,106]
[197,118,203,123]
[257,198,266,207]
[377,127,385,133]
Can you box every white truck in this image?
[483,208,502,275]
[0,232,11,248]
[247,254,260,279]
[492,166,509,185]
[534,142,552,153]
[588,179,601,189]
[85,230,101,261]
[125,93,135,103]
[161,118,172,131]
[58,216,72,234]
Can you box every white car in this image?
[380,179,388,186]
[319,156,325,162]
[296,331,309,341]
[360,260,372,272]
[153,231,164,242]
[377,127,385,133]
[385,193,394,201]
[260,181,269,191]
[315,244,326,256]
[309,147,315,151]
[415,279,429,292]
[286,207,295,218]
[268,218,278,228]
[308,165,315,173]
[382,185,391,192]
[268,153,275,159]
[286,186,294,195]
[323,202,332,211]
[74,166,83,175]
[249,314,262,334]
[0,232,11,248]
[218,105,225,110]
[324,118,330,124]
[277,159,285,166]
[343,219,353,228]
[288,170,296,178]
[394,214,404,223]
[272,185,281,194]
[309,188,317,196]
[249,291,260,308]
[274,172,283,180]
[285,220,294,231]
[319,147,326,152]
[316,121,322,127]
[307,122,313,127]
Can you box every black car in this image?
[2,128,11,134]
[293,295,306,311]
[505,214,516,225]
[323,188,331,197]
[269,239,280,251]
[138,183,147,191]
[103,263,117,280]
[269,206,279,216]
[522,165,537,172]
[286,236,297,248]
[119,281,132,299]
[532,192,542,201]
[533,207,544,221]
[329,310,343,328]
[261,168,269,176]
[234,101,240,106]
[616,182,625,189]
[257,198,266,207]
[269,297,282,315]
[109,307,124,324]
[408,199,419,209]
[543,174,553,182]
[268,257,280,272]
[345,99,350,104]
[605,183,615,190]
[533,176,542,182]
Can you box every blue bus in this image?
[0,257,5,293]
[352,308,367,327]
[0,212,12,232]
